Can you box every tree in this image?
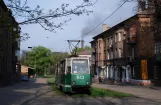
[3,0,97,40]
[20,50,28,65]
[120,0,161,42]
[72,46,91,54]
[51,52,69,66]
[24,46,52,76]
[51,52,69,73]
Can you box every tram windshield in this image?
[72,59,89,74]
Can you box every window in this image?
[118,32,121,41]
[107,52,110,60]
[108,38,110,45]
[115,33,118,42]
[99,53,101,60]
[67,66,71,74]
[111,51,113,59]
[115,49,117,58]
[99,40,101,48]
[96,42,98,48]
[133,66,136,78]
[72,59,89,74]
[154,43,161,54]
[118,48,122,58]
[106,38,108,46]
[110,37,113,45]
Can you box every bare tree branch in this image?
[120,0,161,42]
[4,0,96,33]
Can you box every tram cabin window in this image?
[67,66,71,74]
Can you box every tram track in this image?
[63,93,110,105]
[55,87,107,105]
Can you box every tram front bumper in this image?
[72,85,91,92]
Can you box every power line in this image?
[75,0,128,40]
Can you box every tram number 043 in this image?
[77,76,84,79]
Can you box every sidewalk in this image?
[92,83,161,102]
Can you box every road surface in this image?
[0,78,160,105]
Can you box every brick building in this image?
[0,0,21,86]
[90,24,110,77]
[91,0,160,85]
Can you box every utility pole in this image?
[67,40,81,55]
[81,36,84,48]
[34,59,37,77]
[28,47,37,78]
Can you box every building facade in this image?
[90,25,110,78]
[91,1,159,85]
[0,0,21,86]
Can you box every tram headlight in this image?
[72,81,76,85]
[86,81,89,85]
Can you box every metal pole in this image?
[34,58,37,78]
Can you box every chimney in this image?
[102,24,110,32]
[138,0,146,13]
[81,40,84,48]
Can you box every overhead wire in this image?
[74,0,128,40]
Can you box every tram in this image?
[55,55,92,94]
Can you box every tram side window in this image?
[60,64,63,75]
[67,66,71,74]
[62,62,65,74]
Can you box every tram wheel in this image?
[87,89,92,95]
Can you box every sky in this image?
[20,0,137,52]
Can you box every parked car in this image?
[21,75,29,81]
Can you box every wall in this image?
[21,66,29,75]
[0,0,20,86]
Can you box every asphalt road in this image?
[0,78,107,105]
[0,78,160,105]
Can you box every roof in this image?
[92,14,137,39]
[89,40,94,43]
[21,65,34,69]
[78,50,91,55]
[92,11,151,40]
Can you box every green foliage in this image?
[90,87,132,98]
[20,50,28,65]
[72,46,91,54]
[42,74,55,78]
[24,46,52,76]
[47,78,55,84]
[50,84,65,95]
[51,52,69,67]
[71,87,132,97]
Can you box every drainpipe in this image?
[132,46,135,79]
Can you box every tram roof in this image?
[55,55,89,65]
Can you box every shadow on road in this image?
[0,78,50,105]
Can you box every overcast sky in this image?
[20,0,137,52]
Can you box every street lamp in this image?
[28,46,37,78]
[28,47,32,49]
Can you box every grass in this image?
[42,74,55,78]
[47,78,132,98]
[91,87,132,98]
[71,87,132,98]
[46,78,55,85]
[50,84,65,95]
